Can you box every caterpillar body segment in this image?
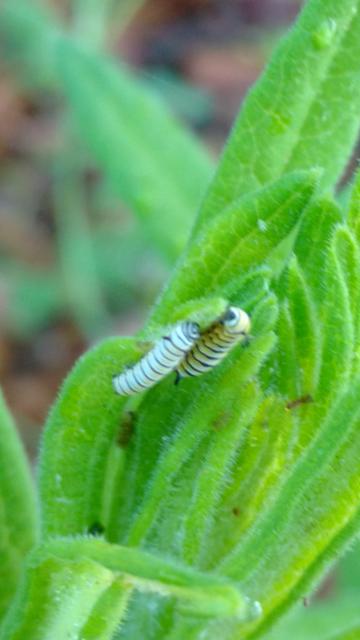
[175,307,251,381]
[113,321,200,396]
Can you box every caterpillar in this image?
[175,306,250,382]
[113,321,200,396]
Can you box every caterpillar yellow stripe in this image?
[175,306,251,382]
[113,321,200,396]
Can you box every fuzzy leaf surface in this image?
[38,337,145,537]
[148,170,318,330]
[0,538,255,640]
[209,223,360,638]
[263,540,360,640]
[195,0,360,231]
[0,555,119,640]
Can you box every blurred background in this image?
[0,0,301,454]
[1,2,360,636]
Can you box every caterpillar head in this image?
[222,306,251,336]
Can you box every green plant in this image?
[1,0,360,638]
[0,0,213,337]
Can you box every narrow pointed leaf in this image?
[181,381,261,565]
[294,196,342,294]
[53,140,110,337]
[149,171,318,329]
[80,579,130,640]
[285,258,321,394]
[333,225,360,371]
[315,243,353,401]
[56,37,213,260]
[195,0,360,231]
[0,389,37,618]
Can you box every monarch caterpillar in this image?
[175,306,251,382]
[112,321,200,396]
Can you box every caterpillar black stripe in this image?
[113,321,200,396]
[175,306,250,381]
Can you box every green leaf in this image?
[180,380,261,565]
[169,297,229,332]
[0,389,37,618]
[38,337,145,538]
[347,169,360,241]
[221,267,271,312]
[195,0,360,231]
[1,538,258,639]
[327,629,360,640]
[79,579,129,640]
[278,257,321,395]
[71,0,135,51]
[0,554,122,640]
[206,395,294,569]
[55,37,213,261]
[49,538,256,620]
[255,510,360,640]
[262,538,360,640]
[149,170,318,330]
[215,377,360,638]
[294,195,343,294]
[53,137,110,338]
[158,200,360,639]
[4,1,360,637]
[332,225,360,371]
[200,232,358,637]
[3,263,64,337]
[291,200,353,446]
[0,1,60,90]
[262,595,360,640]
[315,239,353,402]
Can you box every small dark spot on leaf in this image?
[232,506,241,517]
[88,521,105,536]
[117,411,136,448]
[303,596,309,607]
[212,412,231,431]
[286,394,313,410]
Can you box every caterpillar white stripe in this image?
[175,306,251,382]
[113,321,200,396]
